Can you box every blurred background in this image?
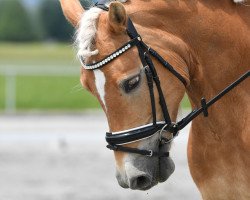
[0,0,199,199]
[0,0,99,113]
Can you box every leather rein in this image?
[79,3,250,158]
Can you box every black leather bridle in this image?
[79,3,249,158]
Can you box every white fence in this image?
[0,66,79,113]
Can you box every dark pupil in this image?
[124,76,140,93]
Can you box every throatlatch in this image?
[80,3,250,158]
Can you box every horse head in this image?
[60,0,191,190]
[59,0,250,198]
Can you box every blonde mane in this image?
[75,0,128,63]
[76,7,102,63]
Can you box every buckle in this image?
[144,65,150,72]
[159,123,179,144]
[146,150,153,157]
[159,124,169,141]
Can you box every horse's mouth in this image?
[159,156,175,183]
[158,141,175,183]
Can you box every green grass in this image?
[15,76,100,110]
[0,42,190,111]
[0,42,78,67]
[0,75,100,111]
[0,42,101,111]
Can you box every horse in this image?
[59,0,250,199]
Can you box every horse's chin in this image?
[159,156,175,183]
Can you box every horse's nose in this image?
[129,175,152,190]
[124,162,152,189]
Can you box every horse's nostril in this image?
[130,175,151,190]
[137,176,150,188]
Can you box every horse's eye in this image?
[123,75,141,93]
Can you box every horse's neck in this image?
[125,1,250,196]
[127,0,250,134]
[170,1,250,132]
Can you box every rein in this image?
[79,3,250,158]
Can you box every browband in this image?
[79,37,140,70]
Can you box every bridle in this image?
[79,3,250,158]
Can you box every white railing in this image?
[0,66,79,113]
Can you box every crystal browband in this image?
[79,37,141,70]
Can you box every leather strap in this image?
[148,48,187,86]
[95,1,109,11]
[144,53,172,125]
[107,144,169,157]
[176,70,250,131]
[145,66,157,125]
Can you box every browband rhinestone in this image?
[80,40,134,70]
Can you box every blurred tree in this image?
[39,0,94,42]
[0,0,36,41]
[39,0,74,42]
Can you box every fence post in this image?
[5,71,16,114]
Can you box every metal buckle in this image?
[147,150,153,157]
[159,124,169,142]
[159,123,178,144]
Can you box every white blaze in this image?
[94,70,107,110]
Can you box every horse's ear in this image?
[108,2,127,33]
[59,0,84,27]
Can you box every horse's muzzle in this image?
[115,151,175,190]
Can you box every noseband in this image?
[79,3,250,158]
